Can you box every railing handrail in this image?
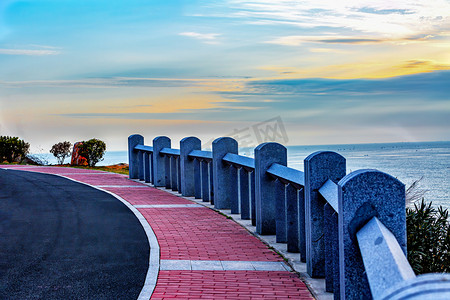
[134,144,153,152]
[188,149,212,161]
[318,179,338,213]
[266,163,304,189]
[357,217,415,300]
[160,147,180,157]
[222,152,254,171]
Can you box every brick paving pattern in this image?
[1,166,314,299]
[152,271,313,299]
[102,187,193,205]
[140,207,282,261]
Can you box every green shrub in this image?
[50,141,72,165]
[406,189,450,274]
[78,138,106,167]
[0,136,30,163]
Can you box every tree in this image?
[78,138,106,167]
[0,136,30,163]
[50,141,72,165]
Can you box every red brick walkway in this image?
[1,165,314,299]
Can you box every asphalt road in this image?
[0,169,149,299]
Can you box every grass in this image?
[55,164,129,175]
[1,161,129,175]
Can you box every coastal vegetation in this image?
[78,138,106,167]
[50,141,72,165]
[65,163,129,175]
[407,200,449,273]
[406,178,449,274]
[0,136,30,163]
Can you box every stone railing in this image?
[128,134,450,300]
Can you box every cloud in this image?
[179,32,221,44]
[308,48,348,53]
[0,76,250,94]
[266,34,437,46]
[0,48,61,56]
[224,0,450,39]
[218,70,450,100]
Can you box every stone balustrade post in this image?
[164,154,171,189]
[171,156,178,191]
[286,184,299,253]
[201,161,210,202]
[212,137,238,210]
[239,168,250,219]
[180,137,201,197]
[144,152,151,183]
[304,151,346,278]
[254,142,287,235]
[152,136,171,187]
[128,134,144,179]
[338,169,405,300]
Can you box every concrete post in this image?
[138,151,145,181]
[209,162,214,205]
[299,188,306,262]
[144,152,151,183]
[239,168,250,220]
[201,161,209,202]
[194,159,201,199]
[212,137,238,210]
[128,134,144,179]
[164,154,171,189]
[177,157,181,194]
[250,171,256,226]
[286,184,299,253]
[152,136,171,187]
[304,151,346,278]
[254,142,287,235]
[171,156,178,191]
[324,203,339,295]
[338,169,405,300]
[180,137,201,197]
[150,153,154,184]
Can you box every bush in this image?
[0,136,30,163]
[78,138,106,167]
[406,200,449,274]
[50,141,72,165]
[405,178,449,274]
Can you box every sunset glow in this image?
[1,0,449,150]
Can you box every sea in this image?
[33,141,449,209]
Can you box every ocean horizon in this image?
[31,140,449,209]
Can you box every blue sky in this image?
[1,0,449,151]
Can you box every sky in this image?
[0,0,449,152]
